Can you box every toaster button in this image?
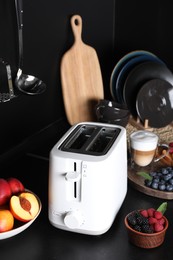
[64,211,83,229]
[65,172,80,182]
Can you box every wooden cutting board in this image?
[60,15,104,125]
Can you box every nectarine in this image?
[10,192,39,222]
[7,177,25,194]
[0,209,14,232]
[0,179,12,206]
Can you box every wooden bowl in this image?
[124,212,168,248]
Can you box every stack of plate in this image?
[110,50,173,128]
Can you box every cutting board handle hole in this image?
[74,19,79,26]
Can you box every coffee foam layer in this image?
[130,130,158,151]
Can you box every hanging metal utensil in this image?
[0,59,15,103]
[14,0,46,95]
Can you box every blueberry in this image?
[149,171,157,177]
[166,184,173,191]
[159,179,165,185]
[145,179,152,187]
[153,177,160,183]
[163,173,172,181]
[161,168,169,175]
[158,184,166,191]
[157,172,163,178]
[167,167,173,171]
[170,170,173,175]
[169,178,173,185]
[151,182,159,189]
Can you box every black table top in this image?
[0,118,173,260]
[1,154,173,260]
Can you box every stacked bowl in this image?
[95,99,130,127]
[110,50,173,128]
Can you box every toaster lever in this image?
[65,172,80,182]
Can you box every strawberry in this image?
[147,208,155,217]
[154,211,163,220]
[148,217,158,225]
[154,223,164,232]
[140,209,148,218]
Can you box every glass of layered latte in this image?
[130,130,168,171]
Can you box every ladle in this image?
[15,0,46,95]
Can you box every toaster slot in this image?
[74,182,77,198]
[86,127,121,155]
[74,162,77,198]
[60,125,96,151]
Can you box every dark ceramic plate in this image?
[136,78,173,128]
[115,54,164,104]
[110,50,157,101]
[123,61,173,117]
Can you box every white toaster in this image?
[48,122,127,235]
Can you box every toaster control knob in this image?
[64,211,83,229]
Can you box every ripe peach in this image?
[7,177,25,194]
[0,209,14,232]
[10,192,39,222]
[0,179,12,206]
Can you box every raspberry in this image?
[169,142,173,147]
[158,218,165,225]
[169,147,173,154]
[154,223,164,232]
[154,211,163,220]
[148,217,158,225]
[140,209,148,218]
[147,208,155,217]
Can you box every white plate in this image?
[0,190,42,240]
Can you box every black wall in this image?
[0,0,173,157]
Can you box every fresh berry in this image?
[154,223,164,232]
[140,209,148,218]
[136,215,146,225]
[142,224,153,234]
[158,218,165,225]
[169,148,173,154]
[127,203,167,234]
[169,142,173,147]
[166,184,173,191]
[159,184,166,191]
[134,225,142,232]
[127,212,138,226]
[148,217,158,225]
[143,166,173,191]
[154,211,163,220]
[147,208,155,217]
